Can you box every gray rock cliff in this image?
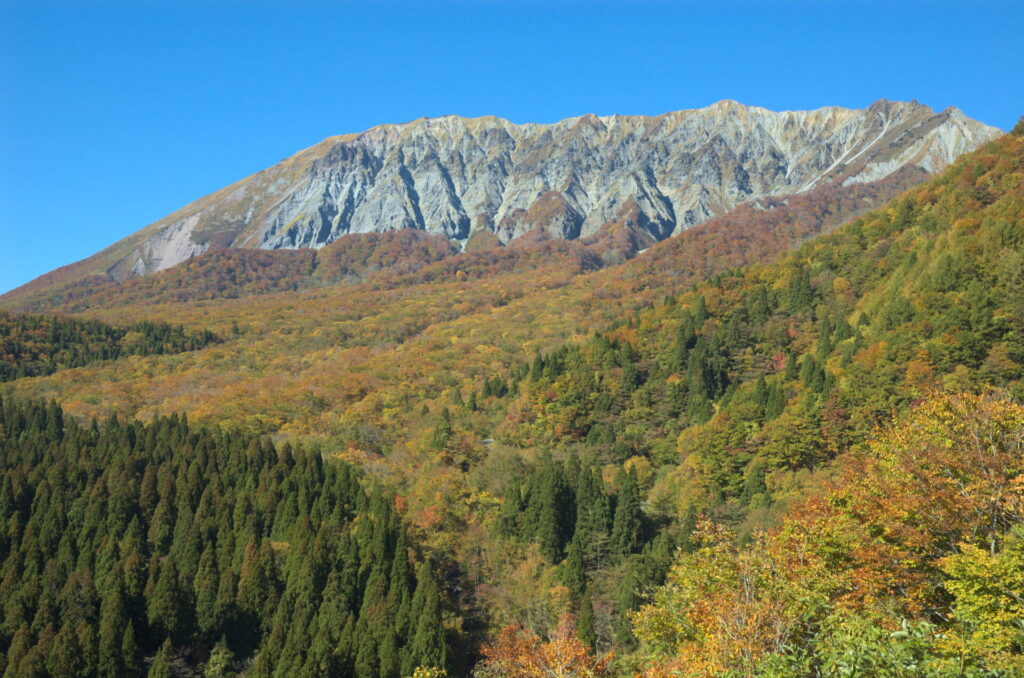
[102,100,1001,279]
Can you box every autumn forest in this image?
[1,119,1023,678]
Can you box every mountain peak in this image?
[3,100,1001,297]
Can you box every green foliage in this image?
[0,398,448,677]
[204,636,234,677]
[0,311,220,382]
[610,467,642,555]
[940,526,1024,671]
[577,588,596,651]
[148,639,173,678]
[750,614,1005,678]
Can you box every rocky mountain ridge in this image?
[22,100,1007,283]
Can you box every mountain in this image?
[0,172,921,315]
[0,107,1020,676]
[13,100,997,291]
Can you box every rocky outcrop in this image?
[91,100,1004,279]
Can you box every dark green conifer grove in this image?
[0,398,448,677]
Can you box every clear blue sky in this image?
[2,0,1022,294]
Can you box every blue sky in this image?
[2,0,1022,294]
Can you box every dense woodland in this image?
[0,399,447,677]
[0,312,219,382]
[0,121,1021,676]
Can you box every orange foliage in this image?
[635,392,1024,676]
[477,614,613,678]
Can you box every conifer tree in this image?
[194,546,221,640]
[353,619,379,678]
[765,382,785,421]
[121,622,142,677]
[148,638,173,678]
[614,564,641,649]
[46,623,87,678]
[204,636,233,678]
[577,588,597,650]
[560,537,587,601]
[147,558,189,643]
[430,408,452,451]
[403,562,446,676]
[99,587,129,677]
[610,468,642,556]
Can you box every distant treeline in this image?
[0,311,220,382]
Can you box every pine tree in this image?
[614,564,641,648]
[353,619,378,678]
[740,462,768,508]
[46,623,87,678]
[148,638,173,678]
[237,541,281,636]
[98,587,129,677]
[610,468,642,556]
[147,558,188,643]
[194,546,221,640]
[378,628,400,678]
[754,375,769,417]
[204,636,233,678]
[388,529,413,638]
[430,408,452,451]
[403,563,446,676]
[560,537,587,601]
[121,622,142,677]
[577,588,597,650]
[765,383,785,421]
[527,460,575,561]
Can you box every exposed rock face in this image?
[102,100,1001,279]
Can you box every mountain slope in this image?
[0,119,1021,674]
[0,164,926,315]
[449,121,1024,674]
[7,100,997,299]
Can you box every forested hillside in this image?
[455,118,1024,672]
[498,119,1024,506]
[2,230,458,314]
[0,312,219,382]
[0,121,1021,677]
[631,392,1024,676]
[0,399,449,677]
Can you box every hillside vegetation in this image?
[0,121,1021,676]
[0,312,219,382]
[0,398,449,678]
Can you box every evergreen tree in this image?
[148,638,173,678]
[765,382,785,421]
[610,468,642,556]
[204,636,233,678]
[122,622,142,677]
[614,564,641,648]
[353,619,378,678]
[560,537,587,600]
[0,398,449,678]
[527,460,574,561]
[577,588,597,650]
[147,558,189,643]
[46,623,87,678]
[403,563,446,676]
[430,408,452,451]
[740,461,768,508]
[99,587,129,677]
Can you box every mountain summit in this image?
[31,101,1005,283]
